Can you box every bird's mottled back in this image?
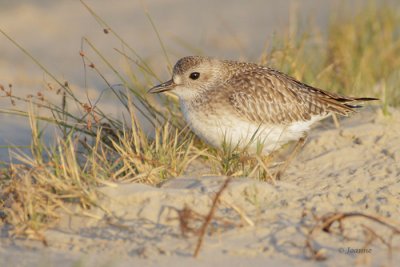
[223,66,356,125]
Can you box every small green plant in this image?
[206,136,275,181]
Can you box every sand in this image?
[1,106,399,267]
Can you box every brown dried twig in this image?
[193,177,232,257]
[176,205,206,237]
[305,211,400,261]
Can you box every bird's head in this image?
[148,56,225,100]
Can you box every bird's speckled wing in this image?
[226,67,365,125]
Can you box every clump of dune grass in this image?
[0,117,199,242]
[0,107,197,240]
[261,3,400,112]
[108,117,197,184]
[204,135,276,182]
[0,113,100,242]
[324,4,400,106]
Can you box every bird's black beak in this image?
[148,79,176,94]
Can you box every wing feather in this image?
[226,67,376,125]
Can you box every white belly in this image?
[180,100,326,154]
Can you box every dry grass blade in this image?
[220,199,255,227]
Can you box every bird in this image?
[148,56,378,155]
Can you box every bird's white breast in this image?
[180,99,327,154]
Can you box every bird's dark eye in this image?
[189,72,200,80]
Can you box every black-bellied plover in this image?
[149,56,377,155]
